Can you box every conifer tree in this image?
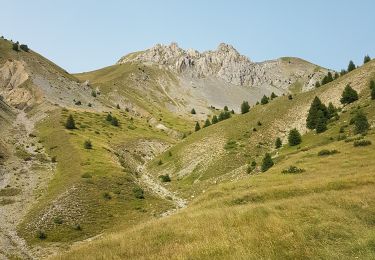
[353,111,370,134]
[241,101,250,114]
[275,137,282,149]
[363,55,371,64]
[261,153,274,172]
[315,110,328,133]
[371,87,375,100]
[340,84,358,104]
[315,81,321,88]
[327,102,338,119]
[106,113,113,122]
[111,116,119,126]
[204,119,211,128]
[288,128,302,146]
[224,105,229,111]
[334,72,340,79]
[212,115,219,124]
[270,92,277,99]
[261,95,269,105]
[195,122,201,131]
[191,108,196,114]
[347,60,356,72]
[65,114,76,129]
[306,96,328,129]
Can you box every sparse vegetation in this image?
[83,139,92,149]
[318,149,339,156]
[159,174,171,182]
[353,140,371,147]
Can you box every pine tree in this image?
[12,42,19,51]
[261,95,269,105]
[347,60,356,72]
[195,122,201,131]
[19,44,29,52]
[334,72,340,79]
[275,137,282,149]
[363,55,371,64]
[241,101,250,114]
[223,105,229,111]
[116,104,120,109]
[211,115,218,124]
[370,80,375,90]
[315,81,321,88]
[191,108,196,114]
[270,92,277,99]
[65,114,76,129]
[327,102,338,119]
[261,153,274,172]
[315,110,328,133]
[106,113,113,122]
[340,69,347,76]
[288,128,302,146]
[111,117,119,126]
[371,84,375,100]
[353,112,370,134]
[340,84,359,105]
[204,119,211,128]
[306,96,328,129]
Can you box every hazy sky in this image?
[1,0,374,73]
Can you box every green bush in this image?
[84,140,92,149]
[37,230,47,240]
[261,153,274,172]
[281,166,305,174]
[20,44,29,52]
[103,192,112,200]
[159,174,171,182]
[81,173,92,178]
[53,216,63,224]
[317,149,339,156]
[65,114,76,129]
[133,187,145,199]
[111,117,119,126]
[353,140,372,147]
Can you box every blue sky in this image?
[1,0,374,73]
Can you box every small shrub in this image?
[257,121,262,126]
[53,216,63,224]
[91,90,97,97]
[224,140,237,150]
[318,149,339,156]
[282,166,305,174]
[103,192,112,200]
[37,230,47,240]
[111,117,119,126]
[133,187,145,199]
[51,156,57,163]
[81,173,92,178]
[20,44,29,52]
[106,113,112,122]
[84,140,92,149]
[158,159,163,165]
[75,100,82,105]
[65,114,76,129]
[159,174,171,182]
[261,153,274,172]
[353,140,372,147]
[73,224,82,231]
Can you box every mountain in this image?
[116,42,329,114]
[1,36,374,260]
[57,59,375,260]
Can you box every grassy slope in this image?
[145,60,375,199]
[18,108,175,244]
[56,61,375,259]
[75,63,193,133]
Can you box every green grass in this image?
[56,124,375,259]
[18,108,175,244]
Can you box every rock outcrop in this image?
[118,42,329,91]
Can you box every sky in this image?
[1,0,374,73]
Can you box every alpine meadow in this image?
[1,1,375,259]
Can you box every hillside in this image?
[1,36,374,260]
[56,60,375,259]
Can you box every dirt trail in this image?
[137,165,187,214]
[0,109,54,259]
